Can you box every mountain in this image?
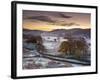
[23,29,44,36]
[23,28,91,38]
[50,28,90,38]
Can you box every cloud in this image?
[60,22,80,26]
[59,13,72,18]
[24,14,79,27]
[25,15,55,23]
[49,22,80,27]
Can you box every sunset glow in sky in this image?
[23,10,91,31]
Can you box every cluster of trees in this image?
[26,36,46,53]
[26,36,42,44]
[58,36,89,59]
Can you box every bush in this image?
[58,38,89,58]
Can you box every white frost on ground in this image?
[23,37,90,69]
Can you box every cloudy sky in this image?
[23,10,91,31]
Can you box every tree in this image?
[26,36,46,53]
[36,43,46,53]
[26,36,37,43]
[58,41,70,56]
[58,36,89,58]
[26,36,43,44]
[74,40,88,59]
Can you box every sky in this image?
[23,10,91,31]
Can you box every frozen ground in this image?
[23,49,83,69]
[23,38,90,69]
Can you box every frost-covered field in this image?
[23,38,90,69]
[23,49,75,69]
